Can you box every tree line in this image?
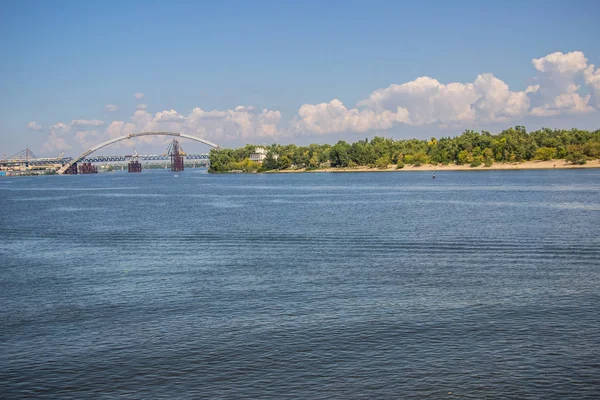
[208,126,600,172]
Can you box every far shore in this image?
[264,159,600,173]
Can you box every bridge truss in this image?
[57,132,219,174]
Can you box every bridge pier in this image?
[168,139,185,172]
[128,160,142,173]
[63,163,78,174]
[78,162,98,174]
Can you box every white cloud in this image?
[293,99,409,135]
[584,64,600,89]
[297,73,531,134]
[70,119,104,127]
[530,93,594,116]
[584,63,600,108]
[183,106,282,139]
[74,130,100,148]
[532,51,588,74]
[155,109,186,122]
[41,122,73,153]
[358,77,477,126]
[27,121,42,131]
[50,122,71,134]
[131,110,155,131]
[357,73,531,126]
[471,74,533,122]
[105,104,119,112]
[102,120,141,148]
[42,132,72,153]
[529,51,596,114]
[292,50,600,135]
[134,92,144,100]
[107,120,137,138]
[34,50,600,151]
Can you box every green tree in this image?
[457,150,473,165]
[534,147,557,161]
[330,141,352,167]
[375,156,390,169]
[470,156,484,167]
[262,152,279,170]
[278,155,292,169]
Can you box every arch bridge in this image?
[57,132,220,174]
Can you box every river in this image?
[1,169,599,399]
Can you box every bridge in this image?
[57,132,220,174]
[82,153,209,163]
[15,153,209,165]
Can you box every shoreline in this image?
[264,159,600,173]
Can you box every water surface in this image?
[1,169,600,399]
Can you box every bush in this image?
[484,158,493,167]
[534,147,557,161]
[470,156,483,167]
[396,162,405,169]
[375,156,390,169]
[566,151,587,165]
[457,150,473,165]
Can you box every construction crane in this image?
[166,139,185,172]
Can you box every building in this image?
[249,147,268,162]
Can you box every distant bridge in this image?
[14,153,209,165]
[57,132,220,174]
[82,153,209,163]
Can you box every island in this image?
[208,126,600,173]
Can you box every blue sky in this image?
[1,0,599,156]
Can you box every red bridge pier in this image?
[168,139,185,172]
[78,162,98,174]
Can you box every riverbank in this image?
[266,159,600,173]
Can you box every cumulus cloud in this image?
[107,120,137,138]
[105,104,119,112]
[27,121,42,131]
[583,63,600,107]
[530,93,594,117]
[42,122,72,153]
[50,122,71,134]
[529,51,596,115]
[154,109,186,122]
[295,73,531,134]
[102,120,140,148]
[134,92,144,100]
[293,99,409,134]
[36,50,600,153]
[532,51,588,74]
[584,64,600,89]
[74,130,100,148]
[42,133,72,153]
[292,50,600,135]
[183,106,282,140]
[70,119,104,127]
[355,73,534,125]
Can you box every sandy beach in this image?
[269,159,600,173]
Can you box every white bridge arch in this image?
[57,132,220,174]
